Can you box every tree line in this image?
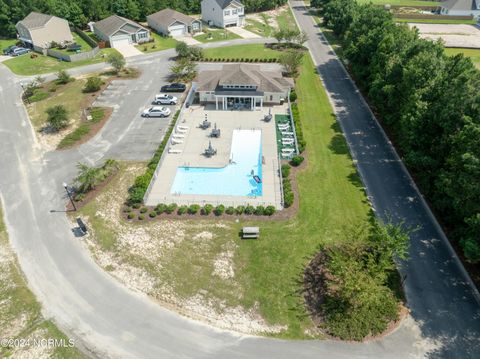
[315,0,480,263]
[0,0,287,38]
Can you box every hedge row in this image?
[282,164,294,208]
[290,103,306,153]
[127,110,180,204]
[195,57,278,63]
[125,203,277,218]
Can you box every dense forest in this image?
[314,0,480,263]
[0,0,287,37]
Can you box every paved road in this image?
[290,1,480,357]
[0,32,470,359]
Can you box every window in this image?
[224,10,230,16]
[270,95,273,101]
[232,9,237,15]
[238,7,244,14]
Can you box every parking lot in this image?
[409,23,480,48]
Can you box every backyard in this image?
[445,47,480,68]
[357,0,439,5]
[203,43,281,59]
[54,32,94,54]
[75,50,371,338]
[0,207,84,358]
[1,48,120,76]
[194,28,241,42]
[395,17,477,24]
[136,32,177,53]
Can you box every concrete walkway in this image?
[114,43,144,57]
[228,26,262,39]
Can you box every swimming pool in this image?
[170,129,263,197]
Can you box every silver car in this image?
[141,106,171,118]
[153,94,178,105]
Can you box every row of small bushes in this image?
[282,164,294,208]
[125,203,276,218]
[127,110,180,204]
[195,57,278,63]
[290,103,306,153]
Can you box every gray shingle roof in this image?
[147,8,198,27]
[442,0,479,10]
[94,15,146,37]
[17,12,55,30]
[197,64,293,93]
[214,0,243,9]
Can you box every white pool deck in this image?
[144,104,287,208]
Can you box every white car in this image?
[142,106,171,118]
[153,94,178,105]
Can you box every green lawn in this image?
[445,47,480,68]
[194,28,241,42]
[0,38,18,51]
[245,18,274,37]
[277,7,297,30]
[0,208,85,358]
[136,32,178,53]
[358,0,439,5]
[203,43,282,59]
[2,48,120,76]
[395,17,477,24]
[55,32,93,54]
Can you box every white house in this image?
[196,64,293,110]
[93,15,150,48]
[440,0,480,18]
[201,0,245,28]
[147,9,202,37]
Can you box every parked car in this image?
[2,45,17,55]
[5,46,30,56]
[153,94,178,105]
[141,106,171,118]
[160,83,186,93]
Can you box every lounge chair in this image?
[177,125,189,130]
[281,131,294,136]
[282,148,295,154]
[171,139,183,145]
[172,134,185,139]
[168,148,182,154]
[176,128,187,134]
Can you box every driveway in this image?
[177,35,201,45]
[114,43,144,57]
[290,1,480,357]
[228,26,262,39]
[409,23,480,48]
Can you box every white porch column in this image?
[215,96,218,110]
[260,98,263,109]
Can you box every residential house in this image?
[93,15,150,48]
[440,0,480,17]
[16,12,73,51]
[147,9,202,37]
[201,0,245,28]
[196,64,293,110]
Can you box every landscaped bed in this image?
[194,28,241,43]
[136,32,177,53]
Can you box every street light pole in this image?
[63,182,77,211]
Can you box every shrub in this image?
[226,206,235,215]
[149,211,157,218]
[281,164,291,178]
[177,205,188,215]
[290,155,304,167]
[83,76,103,93]
[138,214,145,220]
[235,206,245,215]
[291,103,306,152]
[283,178,294,208]
[56,70,72,84]
[140,207,148,213]
[202,204,213,215]
[264,205,276,216]
[155,204,167,214]
[132,203,141,209]
[289,89,297,102]
[107,52,126,73]
[127,213,135,219]
[188,204,200,214]
[123,206,132,213]
[244,205,255,215]
[46,105,69,131]
[166,203,177,214]
[214,204,225,216]
[254,205,265,215]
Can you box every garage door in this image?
[111,36,130,48]
[169,25,186,37]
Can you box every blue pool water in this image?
[170,129,263,197]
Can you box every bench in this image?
[242,226,259,239]
[76,217,87,234]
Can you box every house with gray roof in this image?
[147,9,202,37]
[196,64,293,110]
[16,12,73,51]
[440,0,480,17]
[201,0,245,28]
[92,15,150,48]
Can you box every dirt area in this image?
[75,163,286,335]
[249,5,292,30]
[409,23,480,48]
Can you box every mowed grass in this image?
[2,48,120,75]
[445,47,480,68]
[27,78,86,129]
[0,38,18,50]
[136,32,178,53]
[245,18,274,37]
[228,54,371,337]
[203,43,282,59]
[56,32,93,54]
[395,17,477,24]
[194,28,241,42]
[358,0,439,5]
[0,208,85,358]
[277,7,297,30]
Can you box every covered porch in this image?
[214,91,264,111]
